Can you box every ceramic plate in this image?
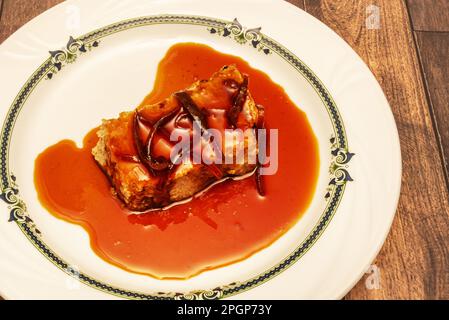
[0,0,401,299]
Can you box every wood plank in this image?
[0,0,63,44]
[407,0,449,32]
[305,0,449,299]
[285,0,305,10]
[415,31,449,188]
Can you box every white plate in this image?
[0,0,401,299]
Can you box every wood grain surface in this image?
[286,0,305,9]
[407,0,449,32]
[0,0,448,299]
[0,0,62,43]
[414,32,449,192]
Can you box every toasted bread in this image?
[92,65,262,211]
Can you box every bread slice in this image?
[92,65,262,211]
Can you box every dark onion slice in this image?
[256,104,265,129]
[255,165,265,196]
[155,171,170,192]
[205,163,223,179]
[144,108,180,171]
[133,113,148,167]
[133,109,179,175]
[174,112,193,129]
[254,105,266,197]
[175,91,225,178]
[228,75,249,126]
[174,92,208,132]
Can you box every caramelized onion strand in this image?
[133,109,179,174]
[174,92,208,131]
[228,75,249,126]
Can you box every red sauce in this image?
[34,43,319,279]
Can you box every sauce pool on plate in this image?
[34,43,319,279]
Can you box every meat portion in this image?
[92,65,263,211]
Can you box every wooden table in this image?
[0,0,448,300]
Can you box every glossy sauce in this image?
[34,43,319,279]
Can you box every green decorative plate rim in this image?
[0,14,353,300]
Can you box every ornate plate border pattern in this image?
[0,15,353,300]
